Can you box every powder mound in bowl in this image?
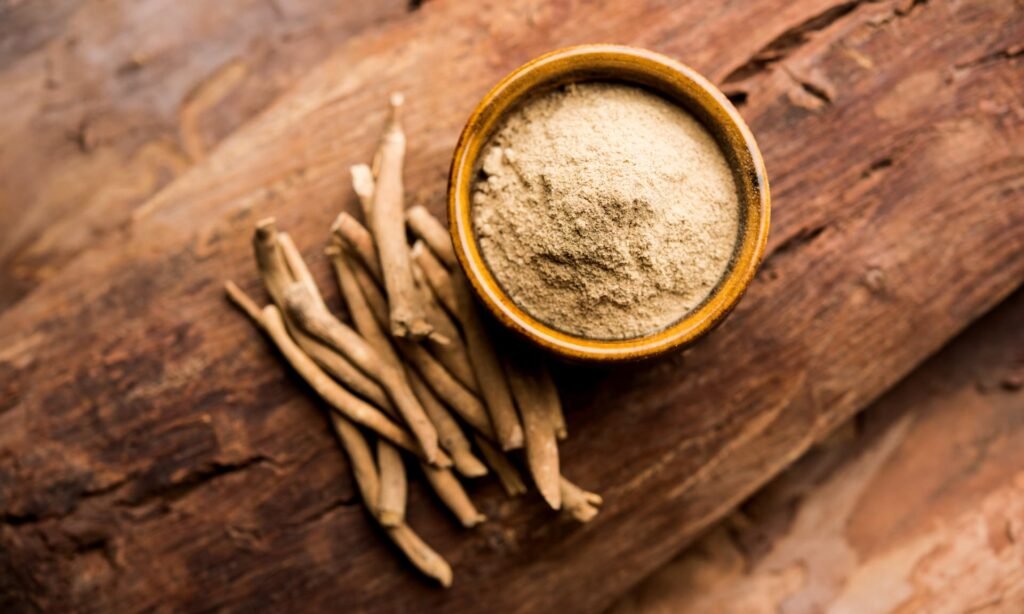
[472,82,741,340]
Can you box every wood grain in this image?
[613,286,1024,614]
[1,0,1022,611]
[0,0,409,309]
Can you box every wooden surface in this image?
[0,0,409,309]
[1,0,1023,611]
[614,286,1024,614]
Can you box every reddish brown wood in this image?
[614,287,1024,614]
[0,0,409,309]
[0,0,1022,611]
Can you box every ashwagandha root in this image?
[226,93,610,588]
[504,353,561,510]
[412,240,458,315]
[282,281,441,464]
[332,212,384,282]
[559,477,603,523]
[368,93,433,340]
[376,439,407,527]
[277,231,329,308]
[254,220,391,410]
[224,283,445,465]
[449,266,523,451]
[328,245,389,329]
[345,252,495,439]
[406,205,459,269]
[421,464,486,527]
[350,163,375,222]
[330,247,487,479]
[334,212,456,349]
[534,362,567,441]
[407,368,488,477]
[409,232,525,451]
[335,204,467,360]
[402,341,495,440]
[299,333,394,411]
[328,412,452,587]
[386,523,454,587]
[475,435,527,497]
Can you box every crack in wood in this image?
[117,455,277,509]
[766,224,830,262]
[723,0,868,83]
[955,45,1024,70]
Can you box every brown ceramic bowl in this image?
[448,44,770,362]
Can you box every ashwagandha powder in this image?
[472,82,741,340]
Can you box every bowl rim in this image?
[448,44,770,362]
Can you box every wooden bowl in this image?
[447,44,770,362]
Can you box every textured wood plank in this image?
[613,286,1024,614]
[0,0,409,309]
[1,0,1022,611]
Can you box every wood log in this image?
[0,0,1022,611]
[613,286,1024,614]
[0,0,409,309]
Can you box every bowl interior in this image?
[448,45,769,361]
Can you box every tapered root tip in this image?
[224,281,264,325]
[350,164,375,197]
[462,513,487,528]
[390,92,405,108]
[454,456,489,479]
[500,426,526,451]
[540,483,562,511]
[438,568,453,588]
[329,211,353,234]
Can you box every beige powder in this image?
[472,82,740,340]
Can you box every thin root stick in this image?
[451,267,524,450]
[504,354,561,509]
[254,226,394,414]
[408,367,488,478]
[347,259,495,439]
[536,363,568,440]
[299,331,394,411]
[328,412,379,510]
[368,93,432,339]
[278,231,327,307]
[329,246,390,331]
[376,439,407,527]
[475,435,527,497]
[386,524,453,588]
[332,212,383,281]
[422,465,486,528]
[226,280,263,323]
[282,282,440,464]
[335,210,454,349]
[412,240,458,315]
[256,301,440,462]
[350,163,376,222]
[261,304,428,458]
[328,413,451,587]
[560,477,603,523]
[411,259,477,388]
[406,205,458,269]
[331,248,485,478]
[412,245,522,435]
[401,341,495,440]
